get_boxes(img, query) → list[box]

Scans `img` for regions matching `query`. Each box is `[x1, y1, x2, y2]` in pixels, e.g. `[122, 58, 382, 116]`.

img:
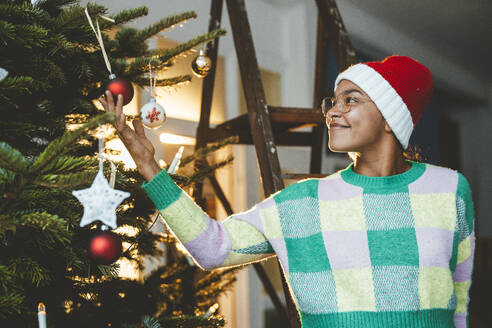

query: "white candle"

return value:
[37, 303, 46, 328]
[168, 146, 184, 174]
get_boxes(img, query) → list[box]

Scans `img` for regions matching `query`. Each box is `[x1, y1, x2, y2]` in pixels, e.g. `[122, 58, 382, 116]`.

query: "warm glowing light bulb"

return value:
[203, 303, 219, 317]
[175, 242, 187, 253]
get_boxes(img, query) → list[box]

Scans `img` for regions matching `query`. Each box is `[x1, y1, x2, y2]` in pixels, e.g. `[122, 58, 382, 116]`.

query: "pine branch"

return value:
[0, 3, 48, 23]
[133, 75, 192, 89]
[0, 170, 23, 210]
[0, 76, 36, 98]
[158, 314, 224, 328]
[50, 4, 99, 41]
[155, 29, 226, 65]
[180, 136, 239, 167]
[0, 212, 17, 238]
[11, 24, 49, 49]
[194, 268, 238, 292]
[145, 262, 188, 285]
[176, 156, 234, 188]
[8, 187, 77, 220]
[0, 265, 17, 293]
[0, 20, 15, 45]
[127, 28, 226, 76]
[47, 32, 77, 56]
[0, 169, 16, 197]
[139, 315, 161, 328]
[34, 169, 98, 188]
[97, 263, 120, 279]
[29, 56, 66, 91]
[136, 11, 197, 40]
[195, 274, 236, 302]
[38, 155, 98, 175]
[0, 292, 24, 318]
[111, 6, 148, 25]
[16, 211, 71, 244]
[112, 27, 148, 58]
[29, 112, 114, 174]
[64, 113, 91, 125]
[0, 142, 28, 174]
[7, 257, 51, 287]
[124, 56, 160, 77]
[38, 0, 80, 16]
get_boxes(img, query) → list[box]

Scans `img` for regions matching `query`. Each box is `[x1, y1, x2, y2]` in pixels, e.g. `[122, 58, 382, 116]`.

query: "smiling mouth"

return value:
[329, 125, 350, 129]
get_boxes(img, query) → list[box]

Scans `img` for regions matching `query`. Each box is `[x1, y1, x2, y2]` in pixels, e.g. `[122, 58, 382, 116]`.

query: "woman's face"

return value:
[326, 80, 389, 153]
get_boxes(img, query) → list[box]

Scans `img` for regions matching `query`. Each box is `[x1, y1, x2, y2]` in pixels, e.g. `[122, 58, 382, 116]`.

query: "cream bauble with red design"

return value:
[140, 97, 166, 129]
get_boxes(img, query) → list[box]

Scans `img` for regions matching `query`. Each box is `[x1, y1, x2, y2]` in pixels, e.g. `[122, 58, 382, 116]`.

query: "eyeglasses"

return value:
[321, 94, 374, 116]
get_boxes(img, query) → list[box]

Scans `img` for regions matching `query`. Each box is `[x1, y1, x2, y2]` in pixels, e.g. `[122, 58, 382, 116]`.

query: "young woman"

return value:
[100, 55, 475, 328]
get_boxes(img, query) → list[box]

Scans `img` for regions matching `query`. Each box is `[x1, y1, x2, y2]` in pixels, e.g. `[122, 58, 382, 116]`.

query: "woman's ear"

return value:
[384, 121, 393, 133]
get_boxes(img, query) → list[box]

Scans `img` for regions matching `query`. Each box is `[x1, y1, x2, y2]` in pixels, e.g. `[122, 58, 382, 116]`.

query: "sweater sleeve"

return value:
[453, 173, 476, 328]
[141, 169, 277, 271]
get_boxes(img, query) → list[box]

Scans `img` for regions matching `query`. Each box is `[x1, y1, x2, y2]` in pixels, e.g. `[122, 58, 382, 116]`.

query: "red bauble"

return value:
[106, 75, 134, 106]
[88, 231, 122, 264]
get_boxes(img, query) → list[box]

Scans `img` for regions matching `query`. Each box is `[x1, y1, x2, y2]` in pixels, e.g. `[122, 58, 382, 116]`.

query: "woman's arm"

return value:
[453, 173, 476, 328]
[99, 92, 276, 270]
[142, 169, 276, 270]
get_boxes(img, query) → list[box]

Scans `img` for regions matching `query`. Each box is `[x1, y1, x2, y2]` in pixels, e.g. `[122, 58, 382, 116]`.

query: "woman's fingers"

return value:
[98, 91, 154, 163]
[98, 96, 108, 112]
[115, 94, 125, 128]
[104, 91, 125, 132]
[132, 119, 154, 154]
[132, 118, 146, 138]
[105, 90, 114, 109]
[98, 95, 156, 166]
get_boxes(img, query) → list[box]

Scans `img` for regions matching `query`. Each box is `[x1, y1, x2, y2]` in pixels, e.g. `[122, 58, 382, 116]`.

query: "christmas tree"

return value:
[0, 0, 237, 327]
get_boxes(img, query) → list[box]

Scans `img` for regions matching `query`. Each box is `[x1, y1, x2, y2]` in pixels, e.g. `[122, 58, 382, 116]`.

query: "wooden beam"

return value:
[208, 175, 233, 215]
[206, 129, 315, 146]
[192, 0, 224, 209]
[212, 113, 250, 131]
[225, 0, 284, 195]
[269, 106, 325, 124]
[282, 173, 328, 180]
[211, 107, 324, 139]
[315, 0, 357, 70]
[311, 0, 358, 173]
[310, 13, 330, 174]
[225, 0, 300, 326]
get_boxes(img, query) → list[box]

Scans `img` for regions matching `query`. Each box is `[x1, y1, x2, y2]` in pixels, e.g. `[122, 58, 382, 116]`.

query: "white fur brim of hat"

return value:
[334, 64, 414, 150]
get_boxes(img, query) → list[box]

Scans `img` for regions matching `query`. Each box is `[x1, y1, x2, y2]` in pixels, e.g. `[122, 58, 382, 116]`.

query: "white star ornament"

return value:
[72, 169, 130, 229]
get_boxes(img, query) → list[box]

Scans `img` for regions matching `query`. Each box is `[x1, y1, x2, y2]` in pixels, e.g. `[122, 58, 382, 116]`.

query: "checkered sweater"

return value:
[142, 160, 475, 328]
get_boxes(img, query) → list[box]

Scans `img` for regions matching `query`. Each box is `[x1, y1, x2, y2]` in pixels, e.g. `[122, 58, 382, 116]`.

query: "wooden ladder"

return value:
[193, 0, 356, 326]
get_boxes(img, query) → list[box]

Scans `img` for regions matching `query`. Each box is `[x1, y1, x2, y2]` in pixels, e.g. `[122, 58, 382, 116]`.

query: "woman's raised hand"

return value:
[99, 90, 161, 182]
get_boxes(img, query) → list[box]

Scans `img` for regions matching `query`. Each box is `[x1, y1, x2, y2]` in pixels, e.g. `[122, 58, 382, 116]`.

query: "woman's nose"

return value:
[327, 106, 342, 118]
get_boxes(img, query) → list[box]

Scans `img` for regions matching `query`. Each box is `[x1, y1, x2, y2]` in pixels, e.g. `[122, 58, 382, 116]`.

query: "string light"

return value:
[203, 303, 219, 318]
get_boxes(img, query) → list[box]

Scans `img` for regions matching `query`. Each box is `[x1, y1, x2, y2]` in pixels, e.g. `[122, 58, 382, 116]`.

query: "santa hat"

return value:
[334, 55, 433, 150]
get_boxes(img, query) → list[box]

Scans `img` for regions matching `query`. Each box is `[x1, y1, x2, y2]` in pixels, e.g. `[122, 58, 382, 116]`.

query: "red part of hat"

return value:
[365, 55, 434, 126]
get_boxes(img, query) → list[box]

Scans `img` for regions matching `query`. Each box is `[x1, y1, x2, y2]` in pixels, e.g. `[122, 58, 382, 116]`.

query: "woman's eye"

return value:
[346, 96, 357, 103]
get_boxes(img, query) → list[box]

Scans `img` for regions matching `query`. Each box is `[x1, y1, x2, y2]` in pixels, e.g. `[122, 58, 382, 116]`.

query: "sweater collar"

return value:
[340, 160, 426, 190]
